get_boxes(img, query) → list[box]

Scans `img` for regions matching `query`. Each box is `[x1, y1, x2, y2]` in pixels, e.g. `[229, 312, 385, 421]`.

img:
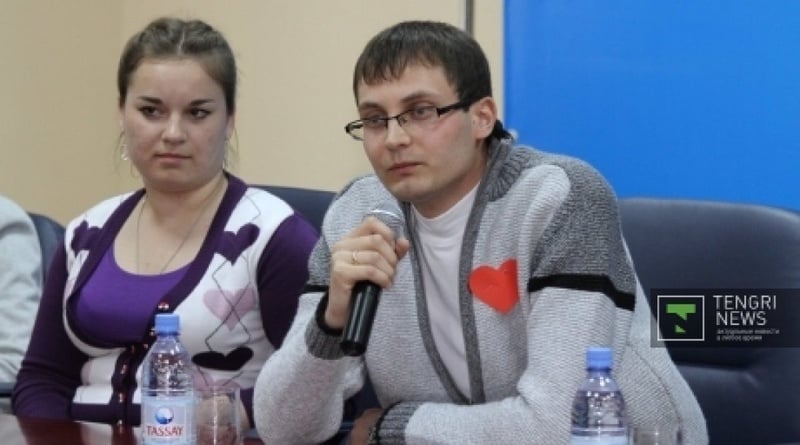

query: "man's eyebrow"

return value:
[399, 91, 436, 104]
[357, 91, 440, 113]
[356, 101, 383, 114]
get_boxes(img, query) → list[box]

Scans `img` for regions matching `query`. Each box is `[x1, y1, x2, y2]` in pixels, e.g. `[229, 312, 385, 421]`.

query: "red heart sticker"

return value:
[468, 259, 519, 313]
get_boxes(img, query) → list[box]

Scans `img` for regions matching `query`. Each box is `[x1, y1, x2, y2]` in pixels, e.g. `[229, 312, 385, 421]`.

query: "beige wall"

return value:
[0, 1, 502, 224]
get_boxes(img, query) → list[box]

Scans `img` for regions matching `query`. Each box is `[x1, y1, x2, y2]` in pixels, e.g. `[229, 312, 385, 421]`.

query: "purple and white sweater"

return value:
[12, 174, 317, 427]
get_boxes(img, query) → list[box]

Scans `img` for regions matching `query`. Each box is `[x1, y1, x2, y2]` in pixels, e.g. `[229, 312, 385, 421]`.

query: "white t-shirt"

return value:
[412, 183, 479, 397]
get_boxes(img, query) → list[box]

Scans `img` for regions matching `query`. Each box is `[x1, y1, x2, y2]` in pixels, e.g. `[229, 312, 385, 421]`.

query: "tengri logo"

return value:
[657, 295, 705, 341]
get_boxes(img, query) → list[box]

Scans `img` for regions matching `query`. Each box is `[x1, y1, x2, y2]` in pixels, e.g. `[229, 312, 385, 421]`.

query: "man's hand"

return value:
[348, 408, 384, 445]
[325, 217, 409, 329]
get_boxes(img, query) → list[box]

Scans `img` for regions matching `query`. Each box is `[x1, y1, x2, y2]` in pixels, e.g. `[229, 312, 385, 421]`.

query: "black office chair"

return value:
[28, 212, 65, 283]
[619, 197, 800, 445]
[255, 184, 335, 232]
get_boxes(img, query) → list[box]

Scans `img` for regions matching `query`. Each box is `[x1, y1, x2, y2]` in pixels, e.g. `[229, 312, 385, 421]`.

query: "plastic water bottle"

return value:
[570, 347, 628, 445]
[140, 313, 195, 444]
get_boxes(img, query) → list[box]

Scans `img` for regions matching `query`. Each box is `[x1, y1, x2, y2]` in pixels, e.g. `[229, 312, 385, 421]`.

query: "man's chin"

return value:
[384, 182, 420, 203]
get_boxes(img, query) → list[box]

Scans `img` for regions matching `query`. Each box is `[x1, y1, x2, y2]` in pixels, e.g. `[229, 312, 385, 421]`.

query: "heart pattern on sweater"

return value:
[217, 223, 260, 265]
[203, 287, 258, 330]
[468, 259, 519, 313]
[193, 347, 254, 371]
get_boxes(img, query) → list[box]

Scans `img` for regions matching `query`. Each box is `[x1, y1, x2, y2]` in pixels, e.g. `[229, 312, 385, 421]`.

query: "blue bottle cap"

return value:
[586, 346, 613, 369]
[154, 313, 180, 335]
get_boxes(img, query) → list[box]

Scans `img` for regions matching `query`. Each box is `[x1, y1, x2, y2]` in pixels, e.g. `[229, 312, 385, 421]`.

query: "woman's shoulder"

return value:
[66, 191, 137, 231]
[243, 186, 294, 214]
[220, 186, 296, 231]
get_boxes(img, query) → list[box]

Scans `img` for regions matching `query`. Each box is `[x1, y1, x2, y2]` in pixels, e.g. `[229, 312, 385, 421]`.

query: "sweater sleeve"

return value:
[249, 212, 318, 427]
[12, 244, 90, 419]
[256, 212, 318, 349]
[253, 292, 365, 445]
[0, 198, 42, 384]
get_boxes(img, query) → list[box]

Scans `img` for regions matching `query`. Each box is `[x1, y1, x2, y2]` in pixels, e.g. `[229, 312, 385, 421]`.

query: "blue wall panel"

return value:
[504, 1, 800, 209]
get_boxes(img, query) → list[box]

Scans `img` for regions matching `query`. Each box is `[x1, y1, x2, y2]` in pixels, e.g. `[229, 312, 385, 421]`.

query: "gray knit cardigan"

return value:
[254, 139, 707, 445]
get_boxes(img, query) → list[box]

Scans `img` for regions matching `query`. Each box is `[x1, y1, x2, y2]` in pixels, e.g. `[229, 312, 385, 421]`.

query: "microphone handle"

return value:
[340, 281, 382, 356]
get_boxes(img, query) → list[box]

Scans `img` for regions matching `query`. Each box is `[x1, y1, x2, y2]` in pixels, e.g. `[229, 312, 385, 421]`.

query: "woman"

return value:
[12, 17, 318, 428]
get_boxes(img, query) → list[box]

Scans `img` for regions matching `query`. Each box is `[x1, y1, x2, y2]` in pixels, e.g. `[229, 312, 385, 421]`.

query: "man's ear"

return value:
[471, 97, 498, 139]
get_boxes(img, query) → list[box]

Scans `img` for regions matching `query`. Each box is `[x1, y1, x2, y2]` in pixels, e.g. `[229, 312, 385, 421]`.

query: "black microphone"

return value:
[340, 201, 404, 356]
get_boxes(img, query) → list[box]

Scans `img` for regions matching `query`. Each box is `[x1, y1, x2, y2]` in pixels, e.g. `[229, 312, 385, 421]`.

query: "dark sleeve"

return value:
[248, 213, 318, 424]
[256, 213, 318, 348]
[12, 244, 89, 419]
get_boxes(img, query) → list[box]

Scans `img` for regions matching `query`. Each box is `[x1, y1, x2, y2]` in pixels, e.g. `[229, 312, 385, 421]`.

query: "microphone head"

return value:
[365, 200, 404, 239]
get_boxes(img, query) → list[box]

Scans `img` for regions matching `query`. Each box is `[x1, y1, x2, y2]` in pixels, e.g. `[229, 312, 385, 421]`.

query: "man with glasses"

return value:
[254, 21, 707, 444]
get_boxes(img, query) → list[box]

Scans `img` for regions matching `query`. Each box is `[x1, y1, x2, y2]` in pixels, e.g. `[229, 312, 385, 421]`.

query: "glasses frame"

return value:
[344, 97, 478, 141]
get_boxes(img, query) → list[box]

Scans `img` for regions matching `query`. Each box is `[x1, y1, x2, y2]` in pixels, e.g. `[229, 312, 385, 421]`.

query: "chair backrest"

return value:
[27, 212, 65, 283]
[254, 185, 335, 232]
[618, 197, 800, 445]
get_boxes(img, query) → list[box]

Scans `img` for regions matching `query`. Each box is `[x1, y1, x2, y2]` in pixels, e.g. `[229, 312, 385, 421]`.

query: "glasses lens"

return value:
[406, 106, 437, 123]
[346, 123, 365, 141]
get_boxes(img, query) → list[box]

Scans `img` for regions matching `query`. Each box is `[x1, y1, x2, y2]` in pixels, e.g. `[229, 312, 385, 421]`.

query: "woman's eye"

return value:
[139, 106, 159, 117]
[190, 108, 210, 119]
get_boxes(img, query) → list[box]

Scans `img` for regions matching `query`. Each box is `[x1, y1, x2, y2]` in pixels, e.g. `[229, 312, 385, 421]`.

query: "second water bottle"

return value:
[569, 346, 628, 445]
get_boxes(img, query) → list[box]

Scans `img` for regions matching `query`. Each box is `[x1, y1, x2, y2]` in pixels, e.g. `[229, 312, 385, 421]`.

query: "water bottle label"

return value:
[141, 394, 194, 444]
[570, 435, 628, 445]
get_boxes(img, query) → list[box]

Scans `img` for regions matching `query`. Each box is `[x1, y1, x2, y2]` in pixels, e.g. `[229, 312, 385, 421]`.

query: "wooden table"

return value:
[0, 413, 263, 445]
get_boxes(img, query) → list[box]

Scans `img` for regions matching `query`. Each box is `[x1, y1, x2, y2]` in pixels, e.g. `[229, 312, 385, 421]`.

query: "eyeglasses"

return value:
[344, 98, 478, 141]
